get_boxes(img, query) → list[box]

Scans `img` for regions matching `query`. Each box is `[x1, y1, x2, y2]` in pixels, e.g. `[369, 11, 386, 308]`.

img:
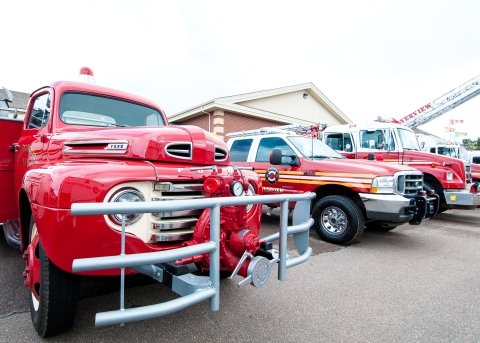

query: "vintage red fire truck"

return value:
[0, 79, 314, 337]
[321, 122, 480, 211]
[227, 127, 438, 245]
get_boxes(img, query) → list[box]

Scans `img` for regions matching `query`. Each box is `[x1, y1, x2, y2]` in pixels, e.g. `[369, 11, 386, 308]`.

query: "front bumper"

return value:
[70, 193, 315, 327]
[445, 185, 480, 209]
[361, 192, 439, 224]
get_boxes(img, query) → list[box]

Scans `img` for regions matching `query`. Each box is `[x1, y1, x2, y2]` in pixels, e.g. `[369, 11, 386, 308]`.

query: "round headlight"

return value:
[109, 188, 145, 225]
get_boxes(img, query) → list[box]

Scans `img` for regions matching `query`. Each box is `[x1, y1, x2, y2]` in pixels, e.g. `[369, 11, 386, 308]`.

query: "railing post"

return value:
[278, 200, 289, 281]
[209, 205, 220, 311]
[120, 215, 126, 325]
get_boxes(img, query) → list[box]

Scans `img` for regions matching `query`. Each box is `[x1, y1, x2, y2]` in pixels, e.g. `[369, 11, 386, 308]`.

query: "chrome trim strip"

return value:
[152, 209, 203, 218]
[151, 230, 194, 242]
[63, 139, 129, 155]
[152, 218, 198, 230]
[64, 139, 129, 146]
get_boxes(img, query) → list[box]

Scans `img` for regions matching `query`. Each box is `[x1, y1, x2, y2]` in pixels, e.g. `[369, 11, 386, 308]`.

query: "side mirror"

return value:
[270, 149, 283, 165]
[344, 143, 352, 152]
[269, 149, 300, 166]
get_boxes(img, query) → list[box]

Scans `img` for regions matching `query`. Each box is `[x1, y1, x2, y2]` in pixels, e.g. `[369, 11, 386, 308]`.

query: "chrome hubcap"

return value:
[320, 206, 348, 235]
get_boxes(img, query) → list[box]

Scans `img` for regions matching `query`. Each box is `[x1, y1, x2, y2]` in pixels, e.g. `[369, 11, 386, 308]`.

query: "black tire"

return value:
[365, 220, 399, 232]
[424, 181, 448, 213]
[28, 219, 80, 337]
[312, 195, 365, 245]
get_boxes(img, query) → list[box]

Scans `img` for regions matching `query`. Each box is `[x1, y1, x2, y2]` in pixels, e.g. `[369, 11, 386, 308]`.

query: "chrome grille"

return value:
[214, 146, 228, 162]
[150, 182, 204, 241]
[165, 142, 192, 160]
[396, 172, 423, 198]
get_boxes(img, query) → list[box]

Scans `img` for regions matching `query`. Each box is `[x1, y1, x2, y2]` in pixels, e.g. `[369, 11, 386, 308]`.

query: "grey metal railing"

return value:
[71, 192, 315, 327]
[0, 107, 26, 119]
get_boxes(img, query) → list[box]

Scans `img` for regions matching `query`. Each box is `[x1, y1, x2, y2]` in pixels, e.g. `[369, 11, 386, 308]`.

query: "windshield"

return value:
[59, 92, 166, 127]
[437, 146, 458, 158]
[288, 136, 344, 159]
[397, 128, 420, 150]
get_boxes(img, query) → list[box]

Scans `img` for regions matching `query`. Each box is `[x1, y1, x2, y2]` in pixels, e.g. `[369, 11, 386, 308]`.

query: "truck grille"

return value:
[150, 182, 204, 241]
[396, 172, 423, 198]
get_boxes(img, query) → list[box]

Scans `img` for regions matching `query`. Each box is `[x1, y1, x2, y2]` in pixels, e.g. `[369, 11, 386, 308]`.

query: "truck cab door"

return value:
[253, 137, 303, 195]
[14, 91, 52, 192]
[0, 118, 23, 222]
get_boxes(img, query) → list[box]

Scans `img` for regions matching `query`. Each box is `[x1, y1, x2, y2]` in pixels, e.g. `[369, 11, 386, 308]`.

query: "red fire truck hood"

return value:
[60, 125, 229, 165]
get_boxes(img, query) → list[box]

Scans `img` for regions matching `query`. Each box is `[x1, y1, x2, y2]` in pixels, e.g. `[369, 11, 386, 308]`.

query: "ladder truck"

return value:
[392, 74, 480, 183]
[394, 74, 480, 129]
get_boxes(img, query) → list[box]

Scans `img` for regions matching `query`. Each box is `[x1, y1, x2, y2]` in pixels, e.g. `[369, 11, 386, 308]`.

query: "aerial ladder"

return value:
[395, 74, 480, 128]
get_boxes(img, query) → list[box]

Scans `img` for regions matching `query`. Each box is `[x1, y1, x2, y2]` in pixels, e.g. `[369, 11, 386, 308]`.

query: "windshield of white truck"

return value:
[288, 136, 344, 159]
[397, 128, 420, 150]
[59, 92, 166, 127]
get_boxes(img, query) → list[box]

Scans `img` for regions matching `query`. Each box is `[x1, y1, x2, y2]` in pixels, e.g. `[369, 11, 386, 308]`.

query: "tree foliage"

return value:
[462, 137, 480, 150]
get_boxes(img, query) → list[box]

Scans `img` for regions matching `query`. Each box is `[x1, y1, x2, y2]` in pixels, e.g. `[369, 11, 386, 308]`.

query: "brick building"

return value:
[168, 82, 351, 140]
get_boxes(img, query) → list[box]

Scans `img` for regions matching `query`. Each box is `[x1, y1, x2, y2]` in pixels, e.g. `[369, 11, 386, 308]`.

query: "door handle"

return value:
[9, 143, 19, 153]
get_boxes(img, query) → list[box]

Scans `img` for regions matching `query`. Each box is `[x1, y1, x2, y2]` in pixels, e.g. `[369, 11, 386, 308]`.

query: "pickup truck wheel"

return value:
[312, 195, 364, 245]
[365, 221, 399, 232]
[27, 218, 80, 338]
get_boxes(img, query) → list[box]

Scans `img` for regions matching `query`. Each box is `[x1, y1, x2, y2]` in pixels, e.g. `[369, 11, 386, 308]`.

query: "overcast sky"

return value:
[2, 0, 479, 140]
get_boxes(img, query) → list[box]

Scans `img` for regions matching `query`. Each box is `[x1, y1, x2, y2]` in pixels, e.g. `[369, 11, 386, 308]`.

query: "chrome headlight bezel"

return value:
[108, 188, 145, 225]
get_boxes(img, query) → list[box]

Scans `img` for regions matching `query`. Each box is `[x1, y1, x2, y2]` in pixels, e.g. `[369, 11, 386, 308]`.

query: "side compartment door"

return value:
[0, 118, 23, 222]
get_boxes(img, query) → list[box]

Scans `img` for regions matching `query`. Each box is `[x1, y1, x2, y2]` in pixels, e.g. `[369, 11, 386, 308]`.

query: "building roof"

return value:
[168, 82, 351, 125]
[0, 88, 30, 110]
